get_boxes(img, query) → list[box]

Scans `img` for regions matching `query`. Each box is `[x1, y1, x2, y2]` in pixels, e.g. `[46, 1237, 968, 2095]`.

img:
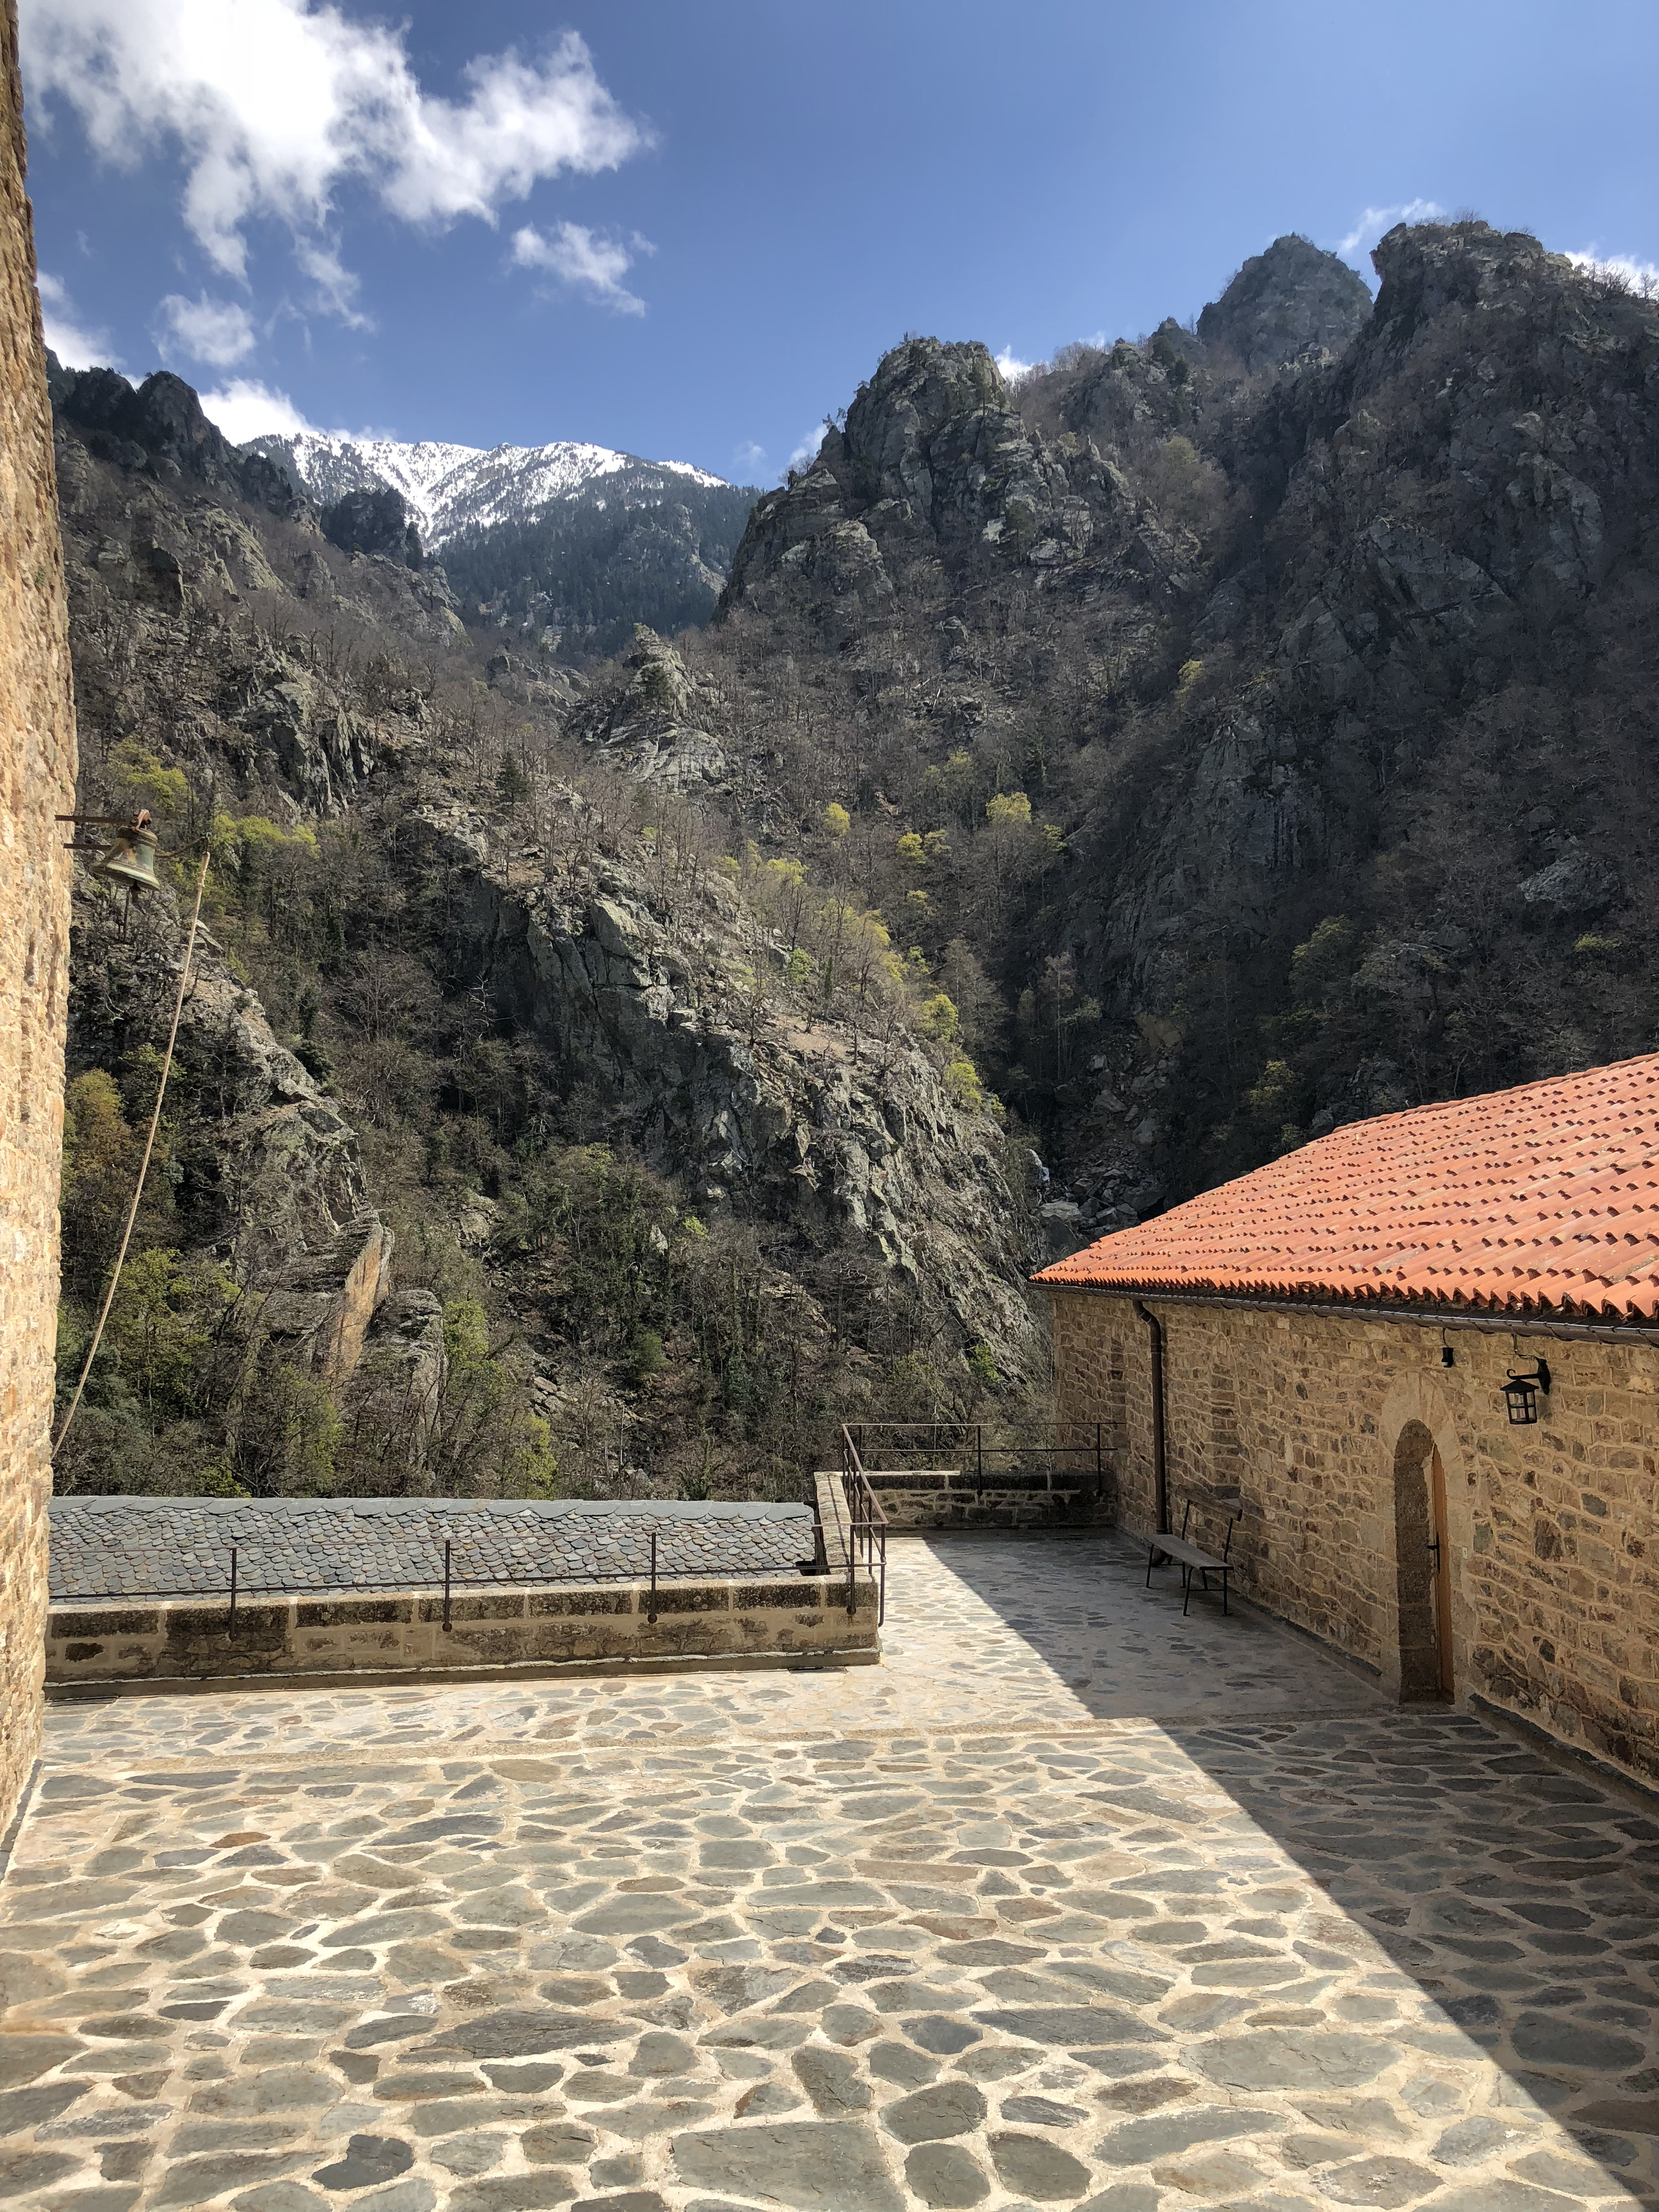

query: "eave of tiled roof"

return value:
[1033, 1051, 1659, 1323]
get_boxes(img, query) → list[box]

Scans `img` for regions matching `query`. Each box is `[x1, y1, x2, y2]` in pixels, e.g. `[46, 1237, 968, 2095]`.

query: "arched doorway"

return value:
[1394, 1420, 1453, 1700]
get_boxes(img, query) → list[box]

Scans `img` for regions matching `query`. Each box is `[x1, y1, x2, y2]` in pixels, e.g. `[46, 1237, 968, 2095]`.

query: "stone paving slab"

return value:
[47, 1498, 817, 1599]
[3, 1533, 1651, 2212]
[41, 1531, 1381, 1760]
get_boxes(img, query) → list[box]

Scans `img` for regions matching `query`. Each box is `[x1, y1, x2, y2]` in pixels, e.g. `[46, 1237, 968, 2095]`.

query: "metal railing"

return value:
[58, 1531, 742, 1637]
[838, 1426, 889, 1625]
[844, 1421, 1107, 1495]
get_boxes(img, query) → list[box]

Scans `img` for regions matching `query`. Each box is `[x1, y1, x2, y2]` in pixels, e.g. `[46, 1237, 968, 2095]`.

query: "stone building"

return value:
[1037, 1053, 1659, 1789]
[0, 0, 77, 1833]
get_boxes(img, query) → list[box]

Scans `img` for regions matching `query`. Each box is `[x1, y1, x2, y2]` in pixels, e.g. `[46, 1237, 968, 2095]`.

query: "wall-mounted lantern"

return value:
[1503, 1358, 1551, 1425]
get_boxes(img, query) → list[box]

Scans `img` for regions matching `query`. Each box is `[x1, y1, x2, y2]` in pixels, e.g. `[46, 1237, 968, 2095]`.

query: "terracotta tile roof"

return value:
[1035, 1052, 1659, 1319]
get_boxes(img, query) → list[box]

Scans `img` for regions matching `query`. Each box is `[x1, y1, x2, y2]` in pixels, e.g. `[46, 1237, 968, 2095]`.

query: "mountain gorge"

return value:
[45, 218, 1659, 1503]
[46, 348, 1036, 1503]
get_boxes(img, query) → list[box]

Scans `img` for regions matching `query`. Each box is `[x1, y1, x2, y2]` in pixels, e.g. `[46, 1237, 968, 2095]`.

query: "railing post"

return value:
[648, 1530, 659, 1625]
[975, 1425, 983, 1482]
[227, 1546, 237, 1641]
[442, 1540, 452, 1634]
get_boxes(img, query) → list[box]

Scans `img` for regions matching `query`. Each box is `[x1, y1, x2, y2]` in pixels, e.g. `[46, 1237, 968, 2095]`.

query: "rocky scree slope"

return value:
[47, 363, 1040, 1499]
[692, 223, 1659, 1246]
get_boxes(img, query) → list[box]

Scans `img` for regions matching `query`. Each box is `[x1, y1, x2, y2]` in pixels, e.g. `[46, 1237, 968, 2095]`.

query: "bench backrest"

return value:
[1179, 1490, 1241, 1561]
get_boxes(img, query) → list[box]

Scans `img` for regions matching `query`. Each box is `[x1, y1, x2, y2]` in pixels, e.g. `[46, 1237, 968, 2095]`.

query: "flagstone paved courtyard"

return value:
[2, 1532, 1653, 2212]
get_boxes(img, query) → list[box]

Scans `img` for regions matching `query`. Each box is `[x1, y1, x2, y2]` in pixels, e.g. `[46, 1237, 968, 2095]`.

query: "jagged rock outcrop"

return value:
[723, 340, 1121, 633]
[47, 357, 301, 514]
[261, 1213, 395, 1383]
[411, 803, 1041, 1379]
[69, 874, 378, 1281]
[322, 485, 424, 569]
[49, 364, 467, 666]
[1196, 233, 1374, 371]
[581, 627, 731, 790]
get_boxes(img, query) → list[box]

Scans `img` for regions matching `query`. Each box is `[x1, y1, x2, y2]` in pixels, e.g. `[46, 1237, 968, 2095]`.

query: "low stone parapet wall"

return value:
[861, 1468, 1111, 1530]
[46, 1571, 878, 1691]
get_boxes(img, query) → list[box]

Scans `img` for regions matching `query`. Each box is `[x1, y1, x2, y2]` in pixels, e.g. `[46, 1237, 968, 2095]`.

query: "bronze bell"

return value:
[97, 821, 163, 892]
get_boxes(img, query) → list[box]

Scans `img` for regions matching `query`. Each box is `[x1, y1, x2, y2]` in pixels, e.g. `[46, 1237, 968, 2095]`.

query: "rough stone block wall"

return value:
[1051, 1297, 1135, 1514]
[1048, 1288, 1659, 1788]
[0, 0, 75, 1835]
[44, 1573, 878, 1685]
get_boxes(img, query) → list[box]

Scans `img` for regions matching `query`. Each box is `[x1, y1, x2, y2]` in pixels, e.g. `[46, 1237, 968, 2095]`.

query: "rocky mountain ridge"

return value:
[250, 429, 733, 547]
[247, 427, 763, 662]
[695, 221, 1659, 1243]
[47, 358, 1040, 1501]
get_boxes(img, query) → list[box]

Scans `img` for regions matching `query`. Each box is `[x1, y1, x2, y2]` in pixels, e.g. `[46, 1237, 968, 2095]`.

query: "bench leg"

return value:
[1181, 1565, 1192, 1618]
[1221, 1568, 1229, 1618]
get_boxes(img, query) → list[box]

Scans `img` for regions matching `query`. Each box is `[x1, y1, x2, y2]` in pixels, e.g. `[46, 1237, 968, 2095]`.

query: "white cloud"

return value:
[994, 345, 1035, 384]
[732, 440, 767, 478]
[511, 220, 647, 314]
[19, 1, 648, 308]
[1334, 198, 1446, 264]
[293, 237, 371, 327]
[38, 271, 117, 367]
[155, 290, 257, 367]
[199, 377, 318, 442]
[1568, 247, 1659, 297]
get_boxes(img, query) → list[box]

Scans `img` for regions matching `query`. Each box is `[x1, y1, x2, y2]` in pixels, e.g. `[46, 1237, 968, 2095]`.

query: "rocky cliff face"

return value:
[414, 798, 1034, 1365]
[1195, 232, 1374, 371]
[695, 222, 1659, 1243]
[49, 358, 304, 518]
[725, 338, 1123, 633]
[48, 366, 1043, 1501]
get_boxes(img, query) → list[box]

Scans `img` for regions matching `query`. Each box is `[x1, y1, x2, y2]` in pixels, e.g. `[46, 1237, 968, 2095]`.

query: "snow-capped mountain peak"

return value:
[245, 428, 729, 547]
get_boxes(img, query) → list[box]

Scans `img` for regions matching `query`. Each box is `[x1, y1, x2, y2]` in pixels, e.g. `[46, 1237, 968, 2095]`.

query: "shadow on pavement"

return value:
[925, 1528, 1659, 2205]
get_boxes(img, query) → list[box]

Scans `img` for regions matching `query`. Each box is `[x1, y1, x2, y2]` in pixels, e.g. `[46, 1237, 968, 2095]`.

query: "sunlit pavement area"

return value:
[2, 1532, 1653, 2212]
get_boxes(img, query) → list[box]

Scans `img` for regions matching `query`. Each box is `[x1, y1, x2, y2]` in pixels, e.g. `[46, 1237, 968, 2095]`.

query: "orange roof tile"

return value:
[1034, 1052, 1659, 1319]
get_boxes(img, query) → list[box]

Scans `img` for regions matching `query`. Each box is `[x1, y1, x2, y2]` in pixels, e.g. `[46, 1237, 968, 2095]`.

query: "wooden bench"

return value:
[1145, 1494, 1239, 1616]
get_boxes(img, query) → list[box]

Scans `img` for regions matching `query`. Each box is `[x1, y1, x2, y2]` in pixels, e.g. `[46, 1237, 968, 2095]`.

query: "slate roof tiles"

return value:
[1034, 1051, 1659, 1319]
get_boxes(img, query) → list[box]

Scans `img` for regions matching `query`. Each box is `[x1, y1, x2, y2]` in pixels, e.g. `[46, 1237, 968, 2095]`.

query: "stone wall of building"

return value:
[1048, 1288, 1659, 1787]
[0, 0, 77, 1834]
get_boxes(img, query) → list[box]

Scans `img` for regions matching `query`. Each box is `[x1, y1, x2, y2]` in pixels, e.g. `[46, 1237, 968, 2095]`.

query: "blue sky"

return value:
[22, 0, 1659, 484]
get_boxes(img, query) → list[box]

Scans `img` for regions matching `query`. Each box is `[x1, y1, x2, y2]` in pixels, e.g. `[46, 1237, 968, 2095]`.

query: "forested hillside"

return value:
[695, 223, 1659, 1243]
[46, 354, 1037, 1503]
[46, 217, 1659, 1500]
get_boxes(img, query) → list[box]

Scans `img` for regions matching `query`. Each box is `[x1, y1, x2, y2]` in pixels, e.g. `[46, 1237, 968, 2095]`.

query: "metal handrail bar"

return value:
[838, 1425, 888, 1626]
[847, 1421, 1107, 1491]
[848, 1420, 1105, 1438]
[51, 1537, 822, 1615]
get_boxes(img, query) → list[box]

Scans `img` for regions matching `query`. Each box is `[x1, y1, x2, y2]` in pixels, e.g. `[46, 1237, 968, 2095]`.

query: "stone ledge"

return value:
[45, 1644, 881, 1700]
[45, 1572, 878, 1686]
